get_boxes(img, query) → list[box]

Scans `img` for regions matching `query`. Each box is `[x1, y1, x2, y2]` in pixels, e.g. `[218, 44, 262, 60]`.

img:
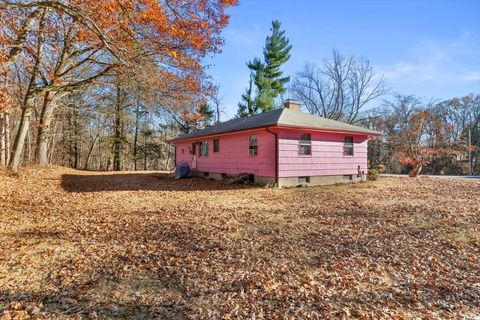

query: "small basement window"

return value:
[213, 139, 220, 153]
[343, 175, 353, 181]
[344, 137, 354, 156]
[298, 176, 310, 184]
[200, 141, 208, 157]
[249, 135, 258, 156]
[299, 133, 311, 155]
[203, 172, 209, 177]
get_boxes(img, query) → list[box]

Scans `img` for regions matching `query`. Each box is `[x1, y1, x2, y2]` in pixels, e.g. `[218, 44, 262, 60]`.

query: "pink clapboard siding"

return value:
[277, 129, 368, 177]
[175, 128, 276, 177]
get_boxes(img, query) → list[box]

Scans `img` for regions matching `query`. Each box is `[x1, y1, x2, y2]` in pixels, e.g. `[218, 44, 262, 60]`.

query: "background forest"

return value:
[0, 1, 478, 175]
[0, 0, 236, 172]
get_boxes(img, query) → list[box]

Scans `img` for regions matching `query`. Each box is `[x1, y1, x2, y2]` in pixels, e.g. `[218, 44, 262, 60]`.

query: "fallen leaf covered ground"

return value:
[0, 166, 479, 319]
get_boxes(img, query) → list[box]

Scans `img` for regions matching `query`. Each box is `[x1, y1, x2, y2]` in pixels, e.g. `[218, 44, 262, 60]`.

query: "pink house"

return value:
[169, 100, 382, 186]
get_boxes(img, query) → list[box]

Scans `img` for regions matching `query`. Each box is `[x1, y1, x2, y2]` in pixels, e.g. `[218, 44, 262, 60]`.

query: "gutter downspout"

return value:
[265, 126, 278, 186]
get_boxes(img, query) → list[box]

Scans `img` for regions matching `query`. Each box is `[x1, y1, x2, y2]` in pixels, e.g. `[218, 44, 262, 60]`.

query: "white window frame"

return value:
[299, 133, 312, 156]
[249, 135, 258, 156]
[200, 141, 209, 157]
[344, 137, 354, 156]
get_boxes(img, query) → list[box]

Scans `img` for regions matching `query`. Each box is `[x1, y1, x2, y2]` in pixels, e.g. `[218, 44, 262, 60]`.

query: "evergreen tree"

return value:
[245, 20, 292, 113]
[237, 73, 257, 117]
[197, 103, 214, 128]
[263, 20, 292, 96]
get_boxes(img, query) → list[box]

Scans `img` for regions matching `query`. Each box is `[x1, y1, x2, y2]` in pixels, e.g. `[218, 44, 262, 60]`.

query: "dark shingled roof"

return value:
[170, 108, 381, 142]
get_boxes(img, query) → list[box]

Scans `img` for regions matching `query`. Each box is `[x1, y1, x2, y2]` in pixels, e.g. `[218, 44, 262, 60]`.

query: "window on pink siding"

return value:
[200, 141, 208, 157]
[249, 135, 258, 156]
[344, 137, 354, 156]
[213, 139, 220, 153]
[299, 133, 311, 155]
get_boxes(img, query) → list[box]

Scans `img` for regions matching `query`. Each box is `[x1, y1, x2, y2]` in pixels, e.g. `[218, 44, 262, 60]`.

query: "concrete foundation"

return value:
[193, 171, 363, 187]
[194, 172, 224, 181]
[254, 175, 276, 186]
[278, 174, 362, 187]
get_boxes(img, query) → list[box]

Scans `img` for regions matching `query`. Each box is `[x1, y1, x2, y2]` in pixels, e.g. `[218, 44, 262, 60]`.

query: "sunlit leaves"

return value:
[0, 167, 478, 318]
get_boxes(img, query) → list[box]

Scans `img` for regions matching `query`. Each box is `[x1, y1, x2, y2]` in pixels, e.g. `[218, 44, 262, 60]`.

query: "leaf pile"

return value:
[0, 166, 479, 319]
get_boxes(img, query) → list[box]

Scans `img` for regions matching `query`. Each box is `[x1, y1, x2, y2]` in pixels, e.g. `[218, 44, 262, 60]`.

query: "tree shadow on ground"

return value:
[0, 289, 190, 319]
[60, 172, 250, 193]
[0, 220, 221, 319]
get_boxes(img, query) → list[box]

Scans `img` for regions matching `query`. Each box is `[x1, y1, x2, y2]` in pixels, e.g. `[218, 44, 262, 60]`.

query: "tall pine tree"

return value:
[238, 20, 291, 115]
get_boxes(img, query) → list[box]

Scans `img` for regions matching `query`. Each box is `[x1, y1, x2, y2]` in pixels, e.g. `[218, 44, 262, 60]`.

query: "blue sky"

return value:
[206, 0, 480, 119]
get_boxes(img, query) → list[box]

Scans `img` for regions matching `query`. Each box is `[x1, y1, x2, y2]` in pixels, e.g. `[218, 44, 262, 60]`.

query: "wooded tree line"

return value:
[1, 6, 478, 176]
[0, 0, 236, 172]
[361, 94, 480, 176]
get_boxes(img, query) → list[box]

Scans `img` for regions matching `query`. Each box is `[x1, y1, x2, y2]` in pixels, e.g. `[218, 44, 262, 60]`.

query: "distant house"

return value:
[169, 100, 382, 186]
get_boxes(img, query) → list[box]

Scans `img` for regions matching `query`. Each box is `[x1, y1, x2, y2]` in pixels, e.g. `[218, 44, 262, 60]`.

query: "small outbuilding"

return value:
[169, 100, 382, 187]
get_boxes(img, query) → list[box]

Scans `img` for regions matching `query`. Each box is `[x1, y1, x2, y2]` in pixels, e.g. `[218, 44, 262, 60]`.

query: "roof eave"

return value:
[169, 123, 382, 144]
[168, 125, 277, 144]
[276, 124, 383, 136]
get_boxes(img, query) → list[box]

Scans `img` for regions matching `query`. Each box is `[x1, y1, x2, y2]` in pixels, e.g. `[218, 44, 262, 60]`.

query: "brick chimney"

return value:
[283, 99, 301, 112]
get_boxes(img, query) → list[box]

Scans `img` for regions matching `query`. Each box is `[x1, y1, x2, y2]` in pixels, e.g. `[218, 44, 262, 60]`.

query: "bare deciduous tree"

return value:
[291, 49, 387, 123]
[9, 10, 46, 171]
[209, 84, 224, 124]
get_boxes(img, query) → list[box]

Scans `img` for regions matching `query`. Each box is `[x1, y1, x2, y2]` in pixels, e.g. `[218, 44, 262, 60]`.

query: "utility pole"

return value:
[468, 128, 472, 176]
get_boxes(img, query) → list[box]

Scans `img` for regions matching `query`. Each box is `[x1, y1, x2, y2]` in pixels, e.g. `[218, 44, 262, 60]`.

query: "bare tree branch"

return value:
[291, 49, 387, 123]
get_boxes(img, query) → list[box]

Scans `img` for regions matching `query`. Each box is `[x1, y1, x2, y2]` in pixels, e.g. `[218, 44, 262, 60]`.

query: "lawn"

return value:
[0, 167, 479, 319]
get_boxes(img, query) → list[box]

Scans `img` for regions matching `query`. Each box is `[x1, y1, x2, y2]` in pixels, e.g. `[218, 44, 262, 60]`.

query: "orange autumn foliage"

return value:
[64, 0, 238, 68]
[1, 0, 238, 101]
[0, 88, 12, 113]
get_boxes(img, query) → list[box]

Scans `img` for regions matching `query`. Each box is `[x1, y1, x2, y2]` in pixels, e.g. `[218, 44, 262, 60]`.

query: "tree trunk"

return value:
[4, 112, 10, 165]
[47, 117, 59, 164]
[35, 92, 54, 165]
[26, 124, 32, 163]
[72, 108, 79, 169]
[133, 103, 140, 171]
[143, 147, 147, 170]
[113, 121, 121, 171]
[143, 131, 147, 171]
[0, 112, 5, 166]
[73, 139, 79, 169]
[9, 96, 34, 172]
[113, 86, 122, 171]
[165, 143, 171, 171]
[97, 139, 103, 170]
[84, 134, 99, 170]
[8, 11, 45, 172]
[68, 107, 80, 169]
[216, 103, 220, 124]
